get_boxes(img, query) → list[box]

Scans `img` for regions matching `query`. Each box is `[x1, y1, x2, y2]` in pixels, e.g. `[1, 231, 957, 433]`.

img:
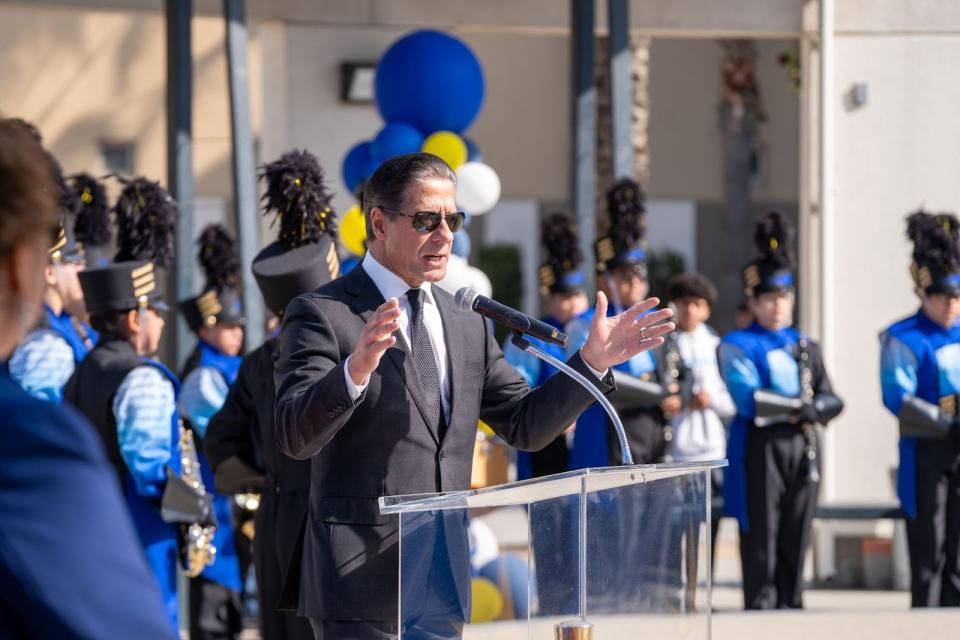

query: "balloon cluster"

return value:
[339, 30, 503, 257]
[468, 520, 532, 623]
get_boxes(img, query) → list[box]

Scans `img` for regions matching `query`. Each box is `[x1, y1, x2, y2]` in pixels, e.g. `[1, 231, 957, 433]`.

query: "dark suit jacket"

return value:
[274, 265, 614, 621]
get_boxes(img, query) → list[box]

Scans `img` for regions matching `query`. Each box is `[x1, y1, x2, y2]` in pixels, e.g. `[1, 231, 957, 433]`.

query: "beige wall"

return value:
[647, 37, 799, 202]
[0, 3, 262, 211]
[825, 32, 960, 503]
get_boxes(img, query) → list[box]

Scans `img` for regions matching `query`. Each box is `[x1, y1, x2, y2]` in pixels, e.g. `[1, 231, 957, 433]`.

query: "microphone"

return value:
[455, 287, 568, 347]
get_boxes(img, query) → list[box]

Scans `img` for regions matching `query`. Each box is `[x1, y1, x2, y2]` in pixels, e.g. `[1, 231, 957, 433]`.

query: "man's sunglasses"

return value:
[379, 207, 466, 234]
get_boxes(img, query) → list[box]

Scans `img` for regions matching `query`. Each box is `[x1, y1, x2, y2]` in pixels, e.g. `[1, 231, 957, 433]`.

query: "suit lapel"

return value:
[344, 266, 440, 446]
[435, 290, 464, 448]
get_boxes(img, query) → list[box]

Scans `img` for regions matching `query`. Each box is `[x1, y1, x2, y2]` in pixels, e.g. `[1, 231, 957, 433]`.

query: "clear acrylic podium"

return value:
[379, 461, 725, 640]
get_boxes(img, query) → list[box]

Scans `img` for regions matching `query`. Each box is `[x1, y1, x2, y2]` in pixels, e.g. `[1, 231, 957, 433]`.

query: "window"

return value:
[100, 142, 134, 175]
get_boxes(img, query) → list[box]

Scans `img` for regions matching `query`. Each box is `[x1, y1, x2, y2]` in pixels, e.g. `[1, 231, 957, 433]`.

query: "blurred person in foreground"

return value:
[0, 117, 175, 638]
[880, 210, 960, 607]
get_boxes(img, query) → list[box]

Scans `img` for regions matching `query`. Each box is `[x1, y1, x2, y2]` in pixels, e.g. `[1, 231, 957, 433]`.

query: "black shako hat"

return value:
[253, 149, 340, 316]
[79, 175, 175, 314]
[906, 210, 960, 297]
[538, 213, 586, 296]
[179, 225, 246, 331]
[742, 211, 796, 298]
[594, 178, 647, 275]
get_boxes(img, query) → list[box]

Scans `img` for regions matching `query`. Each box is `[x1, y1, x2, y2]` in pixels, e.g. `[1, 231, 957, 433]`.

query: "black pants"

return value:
[906, 439, 960, 607]
[255, 490, 315, 640]
[189, 575, 243, 639]
[739, 425, 818, 610]
[529, 435, 569, 478]
[608, 408, 666, 465]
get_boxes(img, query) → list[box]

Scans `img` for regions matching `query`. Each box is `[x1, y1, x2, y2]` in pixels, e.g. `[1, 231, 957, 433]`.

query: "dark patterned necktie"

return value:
[406, 288, 446, 439]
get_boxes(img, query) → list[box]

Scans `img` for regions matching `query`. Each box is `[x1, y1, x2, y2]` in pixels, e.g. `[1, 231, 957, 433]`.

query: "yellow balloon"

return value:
[477, 420, 495, 437]
[470, 577, 504, 624]
[421, 131, 468, 170]
[339, 204, 367, 257]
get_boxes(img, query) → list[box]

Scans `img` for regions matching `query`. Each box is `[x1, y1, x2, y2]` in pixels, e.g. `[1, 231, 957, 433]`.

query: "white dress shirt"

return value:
[344, 251, 451, 422]
[666, 323, 736, 462]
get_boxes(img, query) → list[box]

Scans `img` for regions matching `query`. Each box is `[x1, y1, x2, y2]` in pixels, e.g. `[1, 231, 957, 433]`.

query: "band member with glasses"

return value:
[718, 212, 843, 610]
[273, 152, 674, 640]
[9, 131, 98, 403]
[880, 210, 960, 607]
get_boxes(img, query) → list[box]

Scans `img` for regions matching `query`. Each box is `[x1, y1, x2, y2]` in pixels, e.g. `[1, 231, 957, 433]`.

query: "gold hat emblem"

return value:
[131, 262, 156, 300]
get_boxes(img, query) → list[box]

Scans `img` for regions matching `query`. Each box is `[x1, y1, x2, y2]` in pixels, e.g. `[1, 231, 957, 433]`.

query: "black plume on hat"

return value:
[742, 211, 796, 297]
[753, 210, 794, 271]
[254, 149, 340, 316]
[543, 214, 581, 267]
[607, 178, 646, 252]
[70, 173, 112, 247]
[907, 210, 960, 274]
[197, 224, 241, 292]
[113, 175, 177, 269]
[259, 150, 337, 248]
[906, 210, 960, 296]
[539, 214, 584, 295]
[595, 178, 647, 274]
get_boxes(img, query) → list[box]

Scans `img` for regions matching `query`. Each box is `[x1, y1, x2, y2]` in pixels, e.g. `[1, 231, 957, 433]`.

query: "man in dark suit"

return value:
[274, 152, 674, 640]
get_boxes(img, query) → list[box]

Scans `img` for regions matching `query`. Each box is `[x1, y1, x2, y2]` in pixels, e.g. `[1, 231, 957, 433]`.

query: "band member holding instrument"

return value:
[718, 211, 843, 610]
[504, 213, 588, 479]
[179, 225, 246, 638]
[880, 210, 960, 607]
[64, 175, 206, 631]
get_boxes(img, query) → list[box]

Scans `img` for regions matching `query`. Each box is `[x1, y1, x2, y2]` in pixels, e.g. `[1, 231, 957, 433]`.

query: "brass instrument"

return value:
[178, 420, 217, 577]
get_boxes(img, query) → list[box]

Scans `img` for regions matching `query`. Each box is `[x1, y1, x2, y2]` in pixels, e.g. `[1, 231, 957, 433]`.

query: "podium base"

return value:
[555, 620, 594, 640]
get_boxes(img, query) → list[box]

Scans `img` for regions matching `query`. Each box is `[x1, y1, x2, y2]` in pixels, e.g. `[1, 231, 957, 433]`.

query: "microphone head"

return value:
[454, 287, 478, 311]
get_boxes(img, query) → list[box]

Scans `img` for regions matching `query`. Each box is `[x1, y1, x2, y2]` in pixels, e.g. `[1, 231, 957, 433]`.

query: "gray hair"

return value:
[361, 152, 456, 239]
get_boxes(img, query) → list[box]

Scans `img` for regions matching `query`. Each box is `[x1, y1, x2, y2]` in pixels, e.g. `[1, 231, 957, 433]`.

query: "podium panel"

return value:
[380, 461, 724, 640]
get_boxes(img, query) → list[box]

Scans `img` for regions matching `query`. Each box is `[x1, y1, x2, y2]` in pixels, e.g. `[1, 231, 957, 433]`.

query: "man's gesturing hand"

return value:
[580, 291, 675, 373]
[347, 298, 401, 386]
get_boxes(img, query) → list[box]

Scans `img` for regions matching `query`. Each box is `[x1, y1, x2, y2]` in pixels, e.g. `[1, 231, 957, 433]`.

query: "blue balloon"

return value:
[372, 122, 424, 161]
[479, 555, 531, 619]
[342, 141, 379, 195]
[375, 30, 485, 135]
[461, 212, 473, 229]
[464, 137, 483, 163]
[452, 230, 472, 258]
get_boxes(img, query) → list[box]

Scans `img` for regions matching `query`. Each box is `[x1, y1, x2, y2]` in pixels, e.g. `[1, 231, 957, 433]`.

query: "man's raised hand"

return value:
[580, 291, 675, 373]
[347, 298, 400, 386]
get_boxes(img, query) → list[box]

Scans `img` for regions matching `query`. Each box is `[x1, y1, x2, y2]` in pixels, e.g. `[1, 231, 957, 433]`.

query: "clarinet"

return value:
[661, 332, 693, 461]
[796, 337, 821, 484]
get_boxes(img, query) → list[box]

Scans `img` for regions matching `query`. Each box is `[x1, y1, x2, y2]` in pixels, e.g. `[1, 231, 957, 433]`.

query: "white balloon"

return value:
[469, 518, 500, 572]
[456, 162, 501, 215]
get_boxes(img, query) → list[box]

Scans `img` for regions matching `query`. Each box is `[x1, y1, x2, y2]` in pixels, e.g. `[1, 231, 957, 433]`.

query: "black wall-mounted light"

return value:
[340, 62, 376, 103]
